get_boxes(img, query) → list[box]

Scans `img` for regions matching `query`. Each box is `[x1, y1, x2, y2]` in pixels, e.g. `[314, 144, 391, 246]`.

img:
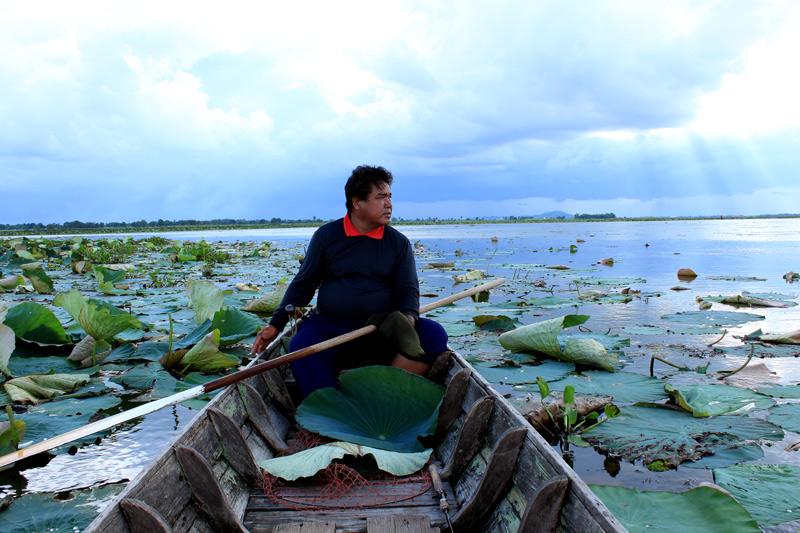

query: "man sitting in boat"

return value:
[251, 165, 449, 398]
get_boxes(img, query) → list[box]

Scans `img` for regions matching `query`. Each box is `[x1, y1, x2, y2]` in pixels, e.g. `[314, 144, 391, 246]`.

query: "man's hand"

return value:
[252, 325, 279, 355]
[405, 313, 417, 328]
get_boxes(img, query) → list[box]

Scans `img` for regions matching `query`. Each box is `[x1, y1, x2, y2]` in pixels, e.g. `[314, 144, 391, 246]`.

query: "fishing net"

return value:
[261, 430, 432, 511]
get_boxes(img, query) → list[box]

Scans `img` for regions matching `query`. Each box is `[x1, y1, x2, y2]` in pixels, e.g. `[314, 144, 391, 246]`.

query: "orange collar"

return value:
[343, 213, 385, 239]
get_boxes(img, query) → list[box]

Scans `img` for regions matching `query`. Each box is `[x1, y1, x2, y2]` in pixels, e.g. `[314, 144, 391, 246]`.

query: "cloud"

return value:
[1, 1, 799, 225]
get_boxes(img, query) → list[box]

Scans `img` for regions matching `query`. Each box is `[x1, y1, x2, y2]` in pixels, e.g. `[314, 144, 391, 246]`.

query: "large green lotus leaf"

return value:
[258, 442, 432, 480]
[130, 341, 171, 362]
[528, 296, 577, 308]
[767, 403, 800, 433]
[4, 374, 91, 404]
[3, 302, 71, 345]
[562, 338, 618, 372]
[474, 360, 575, 384]
[581, 405, 783, 466]
[0, 482, 124, 533]
[749, 329, 800, 345]
[25, 267, 54, 294]
[110, 362, 165, 390]
[590, 485, 760, 533]
[210, 307, 263, 346]
[6, 355, 81, 376]
[665, 384, 775, 417]
[186, 279, 225, 325]
[29, 394, 121, 417]
[561, 332, 631, 350]
[0, 300, 7, 322]
[499, 315, 589, 355]
[54, 290, 142, 341]
[296, 366, 445, 453]
[544, 371, 668, 403]
[178, 329, 239, 373]
[93, 265, 127, 284]
[714, 464, 800, 527]
[0, 323, 15, 377]
[242, 281, 288, 314]
[661, 311, 765, 327]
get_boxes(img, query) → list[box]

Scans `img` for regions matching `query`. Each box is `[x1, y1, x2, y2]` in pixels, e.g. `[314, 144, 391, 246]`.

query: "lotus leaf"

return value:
[111, 362, 169, 390]
[258, 441, 432, 480]
[714, 464, 800, 527]
[24, 267, 54, 294]
[0, 274, 24, 291]
[242, 281, 288, 314]
[54, 290, 142, 342]
[186, 279, 225, 324]
[684, 444, 764, 469]
[30, 394, 121, 417]
[543, 371, 668, 403]
[452, 270, 484, 283]
[665, 384, 775, 417]
[748, 329, 800, 345]
[210, 307, 263, 345]
[756, 385, 800, 398]
[68, 335, 112, 368]
[474, 360, 575, 384]
[661, 311, 765, 327]
[767, 403, 800, 433]
[499, 315, 618, 371]
[0, 418, 26, 455]
[93, 266, 127, 284]
[581, 405, 783, 466]
[0, 483, 123, 533]
[4, 374, 91, 404]
[296, 366, 445, 453]
[175, 330, 239, 373]
[0, 323, 15, 377]
[4, 302, 72, 345]
[528, 296, 577, 308]
[590, 485, 760, 533]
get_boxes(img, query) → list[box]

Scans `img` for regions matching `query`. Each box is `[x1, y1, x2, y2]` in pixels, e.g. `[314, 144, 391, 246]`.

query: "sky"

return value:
[2, 0, 799, 224]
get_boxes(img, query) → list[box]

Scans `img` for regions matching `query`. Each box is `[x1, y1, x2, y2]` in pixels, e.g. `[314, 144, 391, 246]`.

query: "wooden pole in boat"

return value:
[0, 277, 505, 469]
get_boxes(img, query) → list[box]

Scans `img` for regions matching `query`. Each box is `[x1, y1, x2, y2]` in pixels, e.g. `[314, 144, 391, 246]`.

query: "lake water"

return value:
[4, 218, 799, 527]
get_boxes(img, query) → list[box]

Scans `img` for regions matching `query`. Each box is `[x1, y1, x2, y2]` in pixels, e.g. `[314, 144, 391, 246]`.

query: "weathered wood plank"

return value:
[440, 395, 493, 481]
[174, 445, 248, 533]
[209, 407, 262, 487]
[366, 515, 436, 533]
[519, 475, 569, 533]
[119, 498, 172, 533]
[435, 368, 471, 437]
[244, 506, 448, 533]
[238, 382, 289, 453]
[274, 522, 336, 533]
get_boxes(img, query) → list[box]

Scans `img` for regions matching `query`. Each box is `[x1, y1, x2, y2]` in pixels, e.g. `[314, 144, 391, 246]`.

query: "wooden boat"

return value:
[86, 336, 626, 533]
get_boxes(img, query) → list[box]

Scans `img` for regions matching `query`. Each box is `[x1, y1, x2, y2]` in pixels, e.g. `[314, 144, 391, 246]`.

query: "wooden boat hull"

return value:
[86, 341, 626, 532]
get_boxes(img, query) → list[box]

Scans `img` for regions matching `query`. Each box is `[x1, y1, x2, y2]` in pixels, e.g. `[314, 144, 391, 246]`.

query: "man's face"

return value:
[354, 182, 392, 227]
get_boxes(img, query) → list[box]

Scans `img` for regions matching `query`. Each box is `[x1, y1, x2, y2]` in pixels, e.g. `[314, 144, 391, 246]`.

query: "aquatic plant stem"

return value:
[717, 344, 755, 380]
[707, 329, 727, 347]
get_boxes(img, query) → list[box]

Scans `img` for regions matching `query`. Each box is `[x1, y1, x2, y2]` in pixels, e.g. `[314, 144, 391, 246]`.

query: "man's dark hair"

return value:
[344, 165, 393, 212]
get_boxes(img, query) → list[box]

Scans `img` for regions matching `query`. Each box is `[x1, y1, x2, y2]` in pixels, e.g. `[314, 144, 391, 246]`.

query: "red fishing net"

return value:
[261, 430, 432, 511]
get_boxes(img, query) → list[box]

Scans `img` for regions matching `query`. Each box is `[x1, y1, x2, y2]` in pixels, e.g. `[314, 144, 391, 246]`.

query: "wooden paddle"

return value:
[0, 277, 505, 468]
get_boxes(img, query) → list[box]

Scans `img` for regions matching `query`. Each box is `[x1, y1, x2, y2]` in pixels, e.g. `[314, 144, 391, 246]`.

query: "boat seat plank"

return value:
[244, 507, 448, 533]
[440, 395, 493, 481]
[366, 515, 438, 532]
[119, 498, 172, 533]
[274, 522, 336, 532]
[238, 382, 289, 453]
[209, 407, 262, 487]
[519, 475, 569, 533]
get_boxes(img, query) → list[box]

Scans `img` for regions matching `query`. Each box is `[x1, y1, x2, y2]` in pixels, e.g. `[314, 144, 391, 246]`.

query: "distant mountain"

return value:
[532, 211, 573, 219]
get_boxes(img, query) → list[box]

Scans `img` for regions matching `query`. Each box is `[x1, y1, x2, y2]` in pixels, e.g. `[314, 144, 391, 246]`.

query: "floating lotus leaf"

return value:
[258, 441, 432, 480]
[684, 444, 764, 470]
[24, 267, 54, 294]
[544, 371, 668, 403]
[452, 270, 484, 283]
[661, 311, 765, 327]
[714, 464, 800, 527]
[178, 329, 239, 373]
[499, 315, 618, 371]
[665, 384, 775, 417]
[92, 266, 127, 284]
[746, 328, 800, 345]
[0, 274, 24, 291]
[4, 374, 91, 404]
[590, 485, 760, 533]
[581, 405, 783, 466]
[0, 323, 15, 377]
[767, 403, 800, 433]
[296, 366, 445, 453]
[756, 385, 800, 398]
[242, 281, 289, 314]
[210, 307, 263, 345]
[4, 302, 72, 345]
[474, 359, 575, 384]
[186, 279, 225, 324]
[68, 335, 112, 368]
[54, 290, 142, 342]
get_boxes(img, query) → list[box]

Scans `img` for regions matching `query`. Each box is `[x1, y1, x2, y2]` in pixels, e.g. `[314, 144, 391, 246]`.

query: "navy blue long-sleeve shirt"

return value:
[269, 218, 420, 331]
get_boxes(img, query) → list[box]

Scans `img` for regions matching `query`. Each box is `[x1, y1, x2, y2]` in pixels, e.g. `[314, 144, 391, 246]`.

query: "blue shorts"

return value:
[289, 314, 449, 398]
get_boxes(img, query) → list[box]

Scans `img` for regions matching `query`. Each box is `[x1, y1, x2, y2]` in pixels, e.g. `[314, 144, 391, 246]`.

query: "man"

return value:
[251, 165, 448, 398]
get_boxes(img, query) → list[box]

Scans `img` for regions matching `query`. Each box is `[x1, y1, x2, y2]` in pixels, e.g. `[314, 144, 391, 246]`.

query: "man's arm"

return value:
[394, 234, 421, 323]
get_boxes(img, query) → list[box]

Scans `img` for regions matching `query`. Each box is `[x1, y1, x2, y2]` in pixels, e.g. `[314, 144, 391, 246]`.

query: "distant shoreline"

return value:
[1, 214, 798, 238]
